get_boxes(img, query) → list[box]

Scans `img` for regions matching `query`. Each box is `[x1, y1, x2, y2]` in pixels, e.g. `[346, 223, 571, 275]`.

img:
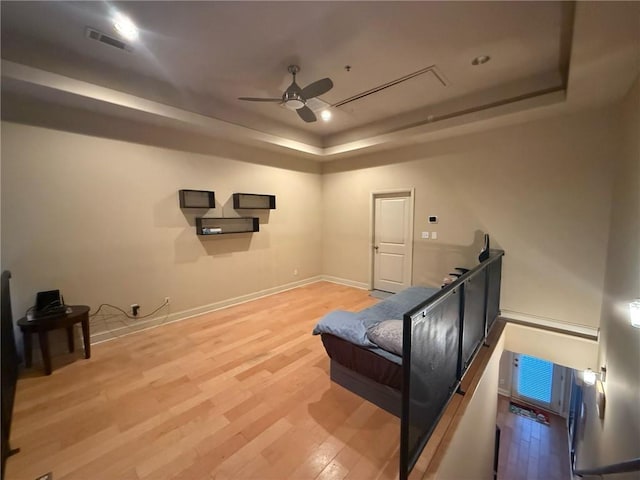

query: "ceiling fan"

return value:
[238, 65, 333, 123]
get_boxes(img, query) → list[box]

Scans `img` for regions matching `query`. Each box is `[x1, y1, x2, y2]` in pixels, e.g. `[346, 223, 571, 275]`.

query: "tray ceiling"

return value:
[1, 2, 638, 159]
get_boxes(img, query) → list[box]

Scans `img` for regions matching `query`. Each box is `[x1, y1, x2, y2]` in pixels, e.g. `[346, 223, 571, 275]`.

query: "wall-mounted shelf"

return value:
[233, 193, 276, 210]
[195, 217, 259, 235]
[179, 190, 215, 209]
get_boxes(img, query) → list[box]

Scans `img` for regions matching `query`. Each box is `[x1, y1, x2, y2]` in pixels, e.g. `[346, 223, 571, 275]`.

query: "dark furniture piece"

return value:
[400, 250, 503, 480]
[179, 189, 215, 208]
[233, 193, 276, 210]
[494, 425, 501, 480]
[195, 217, 259, 235]
[322, 334, 402, 416]
[17, 305, 91, 375]
[1, 271, 20, 478]
[315, 250, 504, 480]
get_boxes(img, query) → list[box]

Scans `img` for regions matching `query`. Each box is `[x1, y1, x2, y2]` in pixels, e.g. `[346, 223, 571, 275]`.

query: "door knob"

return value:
[374, 245, 379, 251]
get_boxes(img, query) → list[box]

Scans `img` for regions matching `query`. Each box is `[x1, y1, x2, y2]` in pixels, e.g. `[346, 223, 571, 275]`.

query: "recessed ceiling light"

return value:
[472, 55, 491, 66]
[113, 12, 138, 41]
[320, 110, 332, 122]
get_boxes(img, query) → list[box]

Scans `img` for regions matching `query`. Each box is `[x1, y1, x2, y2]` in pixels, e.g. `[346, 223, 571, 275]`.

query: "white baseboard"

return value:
[500, 309, 599, 339]
[498, 387, 511, 398]
[320, 275, 369, 290]
[91, 275, 324, 344]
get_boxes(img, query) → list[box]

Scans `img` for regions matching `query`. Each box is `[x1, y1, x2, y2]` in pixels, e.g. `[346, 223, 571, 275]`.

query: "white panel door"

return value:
[373, 195, 412, 293]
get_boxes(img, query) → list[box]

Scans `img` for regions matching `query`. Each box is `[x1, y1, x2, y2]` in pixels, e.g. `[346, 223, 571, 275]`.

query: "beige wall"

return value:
[322, 108, 616, 329]
[1, 122, 323, 338]
[0, 94, 626, 345]
[574, 76, 640, 474]
[1, 70, 637, 480]
[503, 323, 599, 371]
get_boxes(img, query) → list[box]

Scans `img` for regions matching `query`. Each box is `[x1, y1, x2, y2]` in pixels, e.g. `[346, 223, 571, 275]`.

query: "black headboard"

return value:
[1, 270, 19, 477]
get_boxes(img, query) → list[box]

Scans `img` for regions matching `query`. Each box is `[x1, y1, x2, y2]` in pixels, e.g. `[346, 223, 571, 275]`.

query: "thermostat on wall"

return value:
[428, 215, 438, 224]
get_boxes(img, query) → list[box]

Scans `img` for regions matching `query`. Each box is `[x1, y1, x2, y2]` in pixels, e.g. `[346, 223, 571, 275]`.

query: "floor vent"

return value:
[85, 27, 132, 52]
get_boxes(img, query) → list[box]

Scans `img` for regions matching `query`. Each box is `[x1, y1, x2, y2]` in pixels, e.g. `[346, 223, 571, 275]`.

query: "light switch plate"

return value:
[421, 232, 429, 239]
[431, 232, 438, 240]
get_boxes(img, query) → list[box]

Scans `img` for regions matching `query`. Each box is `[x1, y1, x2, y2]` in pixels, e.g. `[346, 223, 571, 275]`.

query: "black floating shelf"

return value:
[233, 193, 276, 210]
[196, 217, 259, 235]
[179, 189, 215, 209]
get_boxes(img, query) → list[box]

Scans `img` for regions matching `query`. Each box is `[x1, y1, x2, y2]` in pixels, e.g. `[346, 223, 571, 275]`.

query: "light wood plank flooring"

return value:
[496, 395, 572, 480]
[7, 281, 406, 480]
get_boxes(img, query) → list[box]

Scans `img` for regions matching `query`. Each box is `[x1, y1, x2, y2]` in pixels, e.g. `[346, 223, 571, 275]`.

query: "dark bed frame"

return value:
[1, 271, 20, 479]
[324, 250, 504, 480]
[330, 359, 402, 417]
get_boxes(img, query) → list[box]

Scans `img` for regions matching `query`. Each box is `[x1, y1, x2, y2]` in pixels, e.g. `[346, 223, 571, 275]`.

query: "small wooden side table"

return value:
[17, 305, 91, 375]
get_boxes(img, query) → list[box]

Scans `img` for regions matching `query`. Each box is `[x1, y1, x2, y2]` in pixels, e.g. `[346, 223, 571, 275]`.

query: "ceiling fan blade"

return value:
[297, 106, 317, 123]
[238, 97, 282, 102]
[301, 78, 333, 99]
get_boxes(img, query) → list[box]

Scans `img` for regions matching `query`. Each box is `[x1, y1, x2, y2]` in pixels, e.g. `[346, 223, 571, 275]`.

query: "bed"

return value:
[313, 286, 438, 415]
[312, 250, 505, 480]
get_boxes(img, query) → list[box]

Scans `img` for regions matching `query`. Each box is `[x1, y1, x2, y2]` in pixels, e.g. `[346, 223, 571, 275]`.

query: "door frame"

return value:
[368, 188, 415, 290]
[512, 353, 567, 414]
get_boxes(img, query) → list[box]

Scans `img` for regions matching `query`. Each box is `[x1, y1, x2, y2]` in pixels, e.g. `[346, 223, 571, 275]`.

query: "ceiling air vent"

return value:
[85, 27, 132, 52]
[333, 65, 447, 108]
[305, 97, 330, 113]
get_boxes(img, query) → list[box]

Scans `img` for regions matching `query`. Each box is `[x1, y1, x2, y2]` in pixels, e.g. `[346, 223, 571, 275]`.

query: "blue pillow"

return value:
[312, 310, 375, 347]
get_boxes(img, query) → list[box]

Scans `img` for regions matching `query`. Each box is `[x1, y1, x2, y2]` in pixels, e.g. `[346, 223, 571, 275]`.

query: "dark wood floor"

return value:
[496, 395, 571, 480]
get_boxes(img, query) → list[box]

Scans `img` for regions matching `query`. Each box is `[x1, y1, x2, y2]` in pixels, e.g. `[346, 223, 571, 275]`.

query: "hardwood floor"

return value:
[496, 395, 572, 480]
[7, 282, 573, 480]
[6, 282, 406, 480]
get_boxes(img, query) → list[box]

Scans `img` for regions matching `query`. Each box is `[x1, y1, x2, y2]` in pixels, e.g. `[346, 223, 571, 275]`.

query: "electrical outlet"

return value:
[293, 268, 299, 276]
[131, 303, 140, 316]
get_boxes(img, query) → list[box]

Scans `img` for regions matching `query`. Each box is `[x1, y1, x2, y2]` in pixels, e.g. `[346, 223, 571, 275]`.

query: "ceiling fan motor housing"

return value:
[238, 64, 333, 121]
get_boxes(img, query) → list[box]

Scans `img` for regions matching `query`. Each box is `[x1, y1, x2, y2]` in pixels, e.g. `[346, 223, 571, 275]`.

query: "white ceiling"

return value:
[1, 1, 638, 159]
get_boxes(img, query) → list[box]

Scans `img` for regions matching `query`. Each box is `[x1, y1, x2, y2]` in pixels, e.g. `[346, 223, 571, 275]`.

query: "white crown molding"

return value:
[2, 60, 568, 160]
[1, 60, 325, 156]
[501, 309, 599, 340]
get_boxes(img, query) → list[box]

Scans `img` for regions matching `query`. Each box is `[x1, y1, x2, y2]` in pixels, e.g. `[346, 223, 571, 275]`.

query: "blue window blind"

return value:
[518, 355, 553, 404]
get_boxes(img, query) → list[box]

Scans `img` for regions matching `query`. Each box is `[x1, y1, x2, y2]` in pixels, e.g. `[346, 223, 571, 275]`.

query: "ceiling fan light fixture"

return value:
[320, 110, 332, 121]
[284, 99, 305, 110]
[238, 64, 333, 123]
